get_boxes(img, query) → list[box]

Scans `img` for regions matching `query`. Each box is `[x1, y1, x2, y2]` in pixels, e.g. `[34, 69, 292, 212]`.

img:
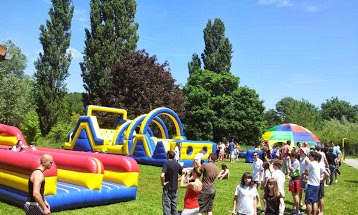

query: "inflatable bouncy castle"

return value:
[64, 105, 216, 167]
[0, 124, 138, 212]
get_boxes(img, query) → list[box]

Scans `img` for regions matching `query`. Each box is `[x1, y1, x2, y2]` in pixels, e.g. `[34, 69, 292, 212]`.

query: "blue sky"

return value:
[1, 0, 357, 110]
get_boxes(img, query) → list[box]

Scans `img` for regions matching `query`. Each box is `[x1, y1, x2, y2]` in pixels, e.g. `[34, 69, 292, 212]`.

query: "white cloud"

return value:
[258, 0, 293, 7]
[67, 47, 83, 60]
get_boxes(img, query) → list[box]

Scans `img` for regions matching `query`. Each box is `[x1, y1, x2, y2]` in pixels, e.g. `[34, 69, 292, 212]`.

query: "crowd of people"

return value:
[161, 140, 342, 215]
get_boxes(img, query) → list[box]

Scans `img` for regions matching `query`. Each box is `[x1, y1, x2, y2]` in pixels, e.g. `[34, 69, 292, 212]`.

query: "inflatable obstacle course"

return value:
[64, 105, 216, 167]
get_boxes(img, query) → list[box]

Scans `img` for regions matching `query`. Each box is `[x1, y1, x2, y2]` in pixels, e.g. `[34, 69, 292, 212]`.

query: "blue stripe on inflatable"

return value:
[71, 116, 104, 145]
[0, 182, 137, 212]
[116, 121, 131, 145]
[127, 115, 146, 141]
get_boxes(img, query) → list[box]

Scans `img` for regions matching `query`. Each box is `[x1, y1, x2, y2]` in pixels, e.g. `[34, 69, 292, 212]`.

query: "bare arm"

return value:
[160, 172, 166, 187]
[231, 195, 238, 215]
[279, 197, 285, 215]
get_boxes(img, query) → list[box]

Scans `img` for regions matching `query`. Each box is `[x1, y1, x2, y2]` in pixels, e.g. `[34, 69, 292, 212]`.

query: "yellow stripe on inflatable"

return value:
[57, 169, 103, 190]
[103, 171, 139, 187]
[0, 169, 56, 195]
[64, 120, 108, 152]
[180, 143, 213, 160]
[86, 105, 127, 120]
[0, 136, 18, 146]
[106, 145, 123, 154]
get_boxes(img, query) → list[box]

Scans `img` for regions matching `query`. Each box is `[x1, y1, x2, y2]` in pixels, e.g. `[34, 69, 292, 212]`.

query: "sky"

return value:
[1, 0, 357, 110]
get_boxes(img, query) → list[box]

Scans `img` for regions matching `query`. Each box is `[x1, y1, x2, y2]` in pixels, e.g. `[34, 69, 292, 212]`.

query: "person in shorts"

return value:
[302, 151, 321, 215]
[197, 153, 218, 215]
[288, 152, 301, 215]
[299, 147, 309, 210]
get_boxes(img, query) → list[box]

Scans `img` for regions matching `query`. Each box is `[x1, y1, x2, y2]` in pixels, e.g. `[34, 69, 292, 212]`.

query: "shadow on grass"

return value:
[344, 179, 358, 184]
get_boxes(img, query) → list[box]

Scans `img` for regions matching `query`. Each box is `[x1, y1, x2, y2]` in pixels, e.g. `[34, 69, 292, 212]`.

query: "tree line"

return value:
[0, 0, 357, 150]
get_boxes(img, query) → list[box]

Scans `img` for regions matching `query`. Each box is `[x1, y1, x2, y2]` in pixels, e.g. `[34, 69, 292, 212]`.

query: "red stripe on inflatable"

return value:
[24, 150, 104, 174]
[36, 147, 139, 172]
[0, 124, 28, 146]
[0, 150, 57, 177]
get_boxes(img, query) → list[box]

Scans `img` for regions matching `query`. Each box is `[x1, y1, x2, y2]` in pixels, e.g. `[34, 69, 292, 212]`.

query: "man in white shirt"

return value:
[251, 151, 263, 208]
[194, 149, 205, 166]
[302, 151, 321, 215]
[272, 159, 286, 198]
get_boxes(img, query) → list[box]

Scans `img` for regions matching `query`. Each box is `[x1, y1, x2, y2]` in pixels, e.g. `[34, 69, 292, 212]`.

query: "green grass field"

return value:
[1, 159, 358, 214]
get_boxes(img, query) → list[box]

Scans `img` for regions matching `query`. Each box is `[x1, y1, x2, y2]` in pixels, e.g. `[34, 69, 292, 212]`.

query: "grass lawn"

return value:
[1, 159, 358, 214]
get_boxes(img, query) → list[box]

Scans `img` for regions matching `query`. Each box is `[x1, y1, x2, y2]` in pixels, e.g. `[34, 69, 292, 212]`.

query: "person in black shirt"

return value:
[24, 154, 53, 215]
[326, 147, 337, 185]
[161, 151, 183, 215]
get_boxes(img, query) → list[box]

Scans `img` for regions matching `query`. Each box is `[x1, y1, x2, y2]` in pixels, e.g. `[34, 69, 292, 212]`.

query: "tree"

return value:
[187, 53, 201, 75]
[321, 97, 357, 123]
[275, 97, 322, 130]
[264, 109, 282, 128]
[81, 0, 139, 106]
[201, 18, 233, 74]
[106, 50, 184, 120]
[0, 40, 34, 127]
[233, 86, 266, 145]
[34, 0, 74, 136]
[184, 18, 265, 144]
[64, 92, 85, 115]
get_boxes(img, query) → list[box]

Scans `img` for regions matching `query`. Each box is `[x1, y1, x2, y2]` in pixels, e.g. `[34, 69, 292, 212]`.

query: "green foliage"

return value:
[183, 69, 265, 144]
[201, 18, 233, 74]
[233, 86, 266, 145]
[314, 118, 358, 144]
[20, 110, 41, 144]
[0, 40, 26, 78]
[0, 40, 34, 127]
[81, 0, 139, 106]
[187, 53, 201, 75]
[34, 0, 74, 136]
[264, 109, 282, 128]
[321, 97, 358, 123]
[64, 92, 85, 115]
[275, 97, 322, 131]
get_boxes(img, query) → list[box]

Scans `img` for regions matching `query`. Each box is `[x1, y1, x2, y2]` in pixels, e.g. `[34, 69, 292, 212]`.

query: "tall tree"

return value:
[184, 18, 265, 144]
[187, 53, 201, 75]
[0, 40, 34, 127]
[264, 109, 282, 128]
[34, 0, 74, 136]
[81, 0, 139, 106]
[201, 18, 233, 74]
[106, 50, 184, 119]
[276, 97, 322, 130]
[321, 97, 357, 123]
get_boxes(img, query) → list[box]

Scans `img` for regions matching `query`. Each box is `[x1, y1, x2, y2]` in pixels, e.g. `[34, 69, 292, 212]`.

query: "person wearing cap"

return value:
[298, 147, 309, 210]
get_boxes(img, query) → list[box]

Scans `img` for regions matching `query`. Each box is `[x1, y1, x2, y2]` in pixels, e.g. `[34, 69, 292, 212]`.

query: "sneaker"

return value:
[335, 179, 338, 183]
[301, 205, 307, 210]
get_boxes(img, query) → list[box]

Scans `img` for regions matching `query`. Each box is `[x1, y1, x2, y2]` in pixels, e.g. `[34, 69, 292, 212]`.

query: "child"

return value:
[231, 172, 258, 215]
[261, 162, 273, 190]
[217, 163, 230, 180]
[180, 167, 202, 215]
[263, 178, 285, 215]
[288, 152, 302, 215]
